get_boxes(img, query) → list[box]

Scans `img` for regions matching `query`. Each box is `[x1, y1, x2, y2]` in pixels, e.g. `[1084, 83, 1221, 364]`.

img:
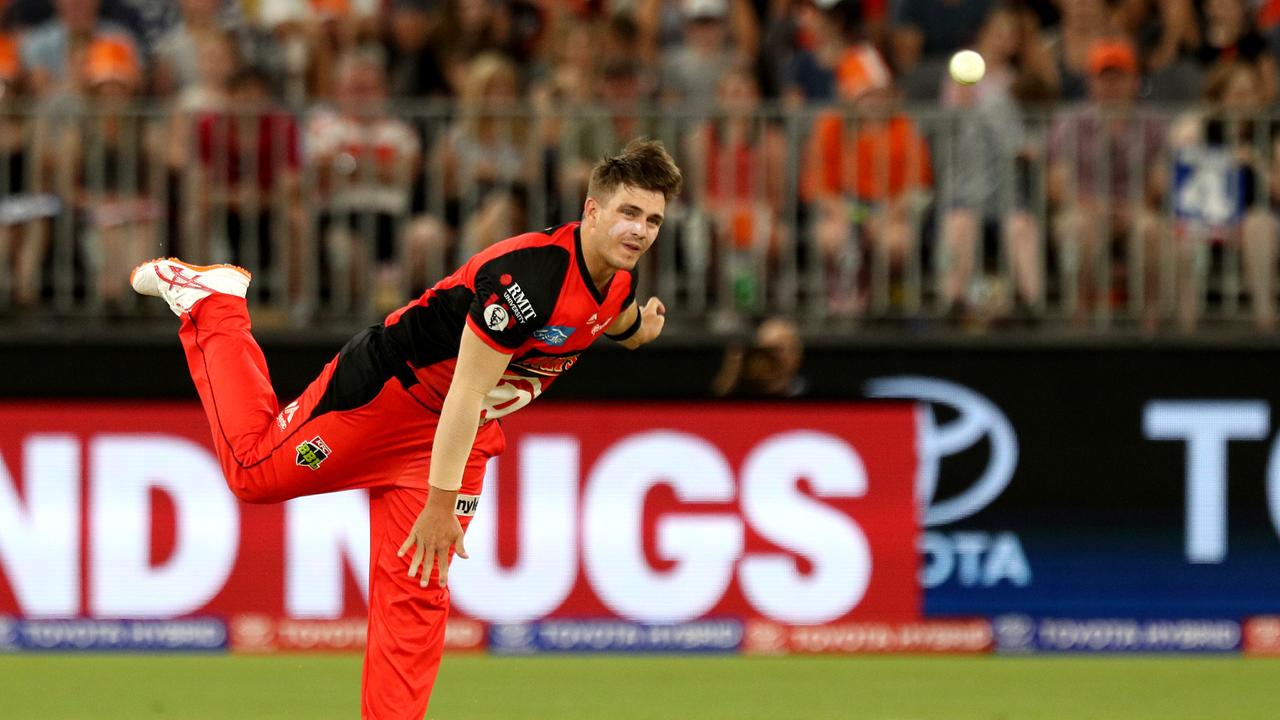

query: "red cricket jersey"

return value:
[305, 222, 637, 455]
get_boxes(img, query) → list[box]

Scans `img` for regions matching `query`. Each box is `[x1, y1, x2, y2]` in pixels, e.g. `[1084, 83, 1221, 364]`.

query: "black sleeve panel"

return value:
[469, 245, 571, 349]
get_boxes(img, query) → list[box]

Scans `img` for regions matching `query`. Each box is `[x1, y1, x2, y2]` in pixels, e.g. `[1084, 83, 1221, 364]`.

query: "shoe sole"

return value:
[130, 257, 252, 289]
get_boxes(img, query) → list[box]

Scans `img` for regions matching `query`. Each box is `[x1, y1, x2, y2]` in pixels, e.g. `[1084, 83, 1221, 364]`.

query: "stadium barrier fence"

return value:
[0, 102, 1274, 333]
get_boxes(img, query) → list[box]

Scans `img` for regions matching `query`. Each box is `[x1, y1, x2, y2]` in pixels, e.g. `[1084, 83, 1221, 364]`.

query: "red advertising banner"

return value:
[0, 402, 918, 635]
[1244, 616, 1280, 656]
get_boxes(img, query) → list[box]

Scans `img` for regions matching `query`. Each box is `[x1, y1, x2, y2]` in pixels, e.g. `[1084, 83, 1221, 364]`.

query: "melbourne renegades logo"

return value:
[295, 436, 332, 470]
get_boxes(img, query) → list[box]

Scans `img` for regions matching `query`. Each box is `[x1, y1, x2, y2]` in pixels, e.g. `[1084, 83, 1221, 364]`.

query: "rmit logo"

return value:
[503, 283, 536, 322]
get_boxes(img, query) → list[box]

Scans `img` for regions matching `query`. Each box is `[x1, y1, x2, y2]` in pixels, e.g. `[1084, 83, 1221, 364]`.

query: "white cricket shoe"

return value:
[130, 258, 252, 316]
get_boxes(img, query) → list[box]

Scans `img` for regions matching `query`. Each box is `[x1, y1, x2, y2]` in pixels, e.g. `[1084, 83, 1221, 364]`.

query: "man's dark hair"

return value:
[587, 138, 683, 204]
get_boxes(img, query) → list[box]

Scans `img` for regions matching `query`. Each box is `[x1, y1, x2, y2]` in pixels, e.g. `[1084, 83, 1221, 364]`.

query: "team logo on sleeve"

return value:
[533, 326, 575, 346]
[295, 436, 332, 470]
[483, 303, 511, 331]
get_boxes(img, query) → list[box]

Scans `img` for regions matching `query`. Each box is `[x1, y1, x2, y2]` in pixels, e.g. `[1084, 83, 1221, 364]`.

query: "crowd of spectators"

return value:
[1, 0, 1279, 332]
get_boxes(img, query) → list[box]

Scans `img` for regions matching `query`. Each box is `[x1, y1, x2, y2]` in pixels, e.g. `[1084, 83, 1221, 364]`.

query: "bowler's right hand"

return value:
[397, 495, 468, 588]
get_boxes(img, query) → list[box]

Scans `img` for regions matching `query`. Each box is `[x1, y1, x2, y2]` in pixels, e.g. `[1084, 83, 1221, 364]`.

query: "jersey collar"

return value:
[574, 224, 612, 305]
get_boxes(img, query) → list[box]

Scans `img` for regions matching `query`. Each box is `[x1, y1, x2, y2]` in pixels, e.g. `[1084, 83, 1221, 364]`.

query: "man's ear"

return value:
[583, 196, 599, 226]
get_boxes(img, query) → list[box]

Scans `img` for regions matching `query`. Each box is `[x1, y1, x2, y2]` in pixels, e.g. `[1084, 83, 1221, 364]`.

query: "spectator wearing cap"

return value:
[783, 0, 889, 106]
[636, 0, 758, 64]
[40, 35, 161, 311]
[659, 0, 745, 110]
[801, 77, 932, 314]
[1048, 37, 1168, 324]
[253, 0, 381, 102]
[19, 0, 141, 98]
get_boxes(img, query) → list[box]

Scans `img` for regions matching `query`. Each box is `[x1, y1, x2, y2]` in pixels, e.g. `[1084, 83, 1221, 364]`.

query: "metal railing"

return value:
[0, 100, 1273, 335]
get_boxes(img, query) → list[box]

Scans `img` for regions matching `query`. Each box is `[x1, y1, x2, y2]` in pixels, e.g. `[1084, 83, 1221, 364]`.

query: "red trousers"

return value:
[179, 294, 492, 720]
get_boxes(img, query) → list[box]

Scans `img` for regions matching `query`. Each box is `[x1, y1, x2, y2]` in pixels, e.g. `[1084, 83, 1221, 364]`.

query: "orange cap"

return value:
[1088, 38, 1138, 76]
[311, 0, 351, 17]
[0, 34, 20, 82]
[84, 35, 140, 87]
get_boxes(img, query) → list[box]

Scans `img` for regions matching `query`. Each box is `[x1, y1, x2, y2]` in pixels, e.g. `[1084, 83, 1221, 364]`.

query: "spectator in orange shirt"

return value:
[802, 70, 931, 313]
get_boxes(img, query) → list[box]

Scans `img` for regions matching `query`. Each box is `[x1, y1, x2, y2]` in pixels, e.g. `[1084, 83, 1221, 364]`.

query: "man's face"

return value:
[718, 71, 758, 115]
[339, 64, 385, 114]
[584, 185, 666, 271]
[231, 80, 270, 108]
[602, 72, 641, 109]
[687, 17, 726, 51]
[1222, 71, 1261, 112]
[1089, 68, 1137, 105]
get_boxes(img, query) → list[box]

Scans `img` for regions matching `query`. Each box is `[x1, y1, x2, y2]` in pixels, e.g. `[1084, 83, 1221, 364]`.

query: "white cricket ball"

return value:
[949, 50, 986, 85]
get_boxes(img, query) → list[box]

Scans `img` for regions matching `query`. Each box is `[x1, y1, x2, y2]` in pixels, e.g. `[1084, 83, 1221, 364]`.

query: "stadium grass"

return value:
[1, 654, 1277, 719]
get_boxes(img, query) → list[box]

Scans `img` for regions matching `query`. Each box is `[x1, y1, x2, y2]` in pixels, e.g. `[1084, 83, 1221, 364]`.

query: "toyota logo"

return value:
[865, 376, 1019, 526]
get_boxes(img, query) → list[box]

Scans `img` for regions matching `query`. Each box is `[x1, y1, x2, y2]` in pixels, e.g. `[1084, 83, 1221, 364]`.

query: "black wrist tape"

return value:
[605, 311, 643, 341]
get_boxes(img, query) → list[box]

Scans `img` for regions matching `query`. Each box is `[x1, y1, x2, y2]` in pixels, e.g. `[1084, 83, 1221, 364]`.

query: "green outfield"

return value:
[1, 654, 1277, 719]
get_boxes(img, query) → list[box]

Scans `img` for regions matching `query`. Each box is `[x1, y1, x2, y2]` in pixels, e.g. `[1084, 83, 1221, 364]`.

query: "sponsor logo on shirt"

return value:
[275, 399, 300, 430]
[533, 325, 575, 346]
[503, 282, 537, 322]
[511, 353, 580, 376]
[295, 436, 332, 471]
[591, 316, 614, 336]
[483, 303, 510, 331]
